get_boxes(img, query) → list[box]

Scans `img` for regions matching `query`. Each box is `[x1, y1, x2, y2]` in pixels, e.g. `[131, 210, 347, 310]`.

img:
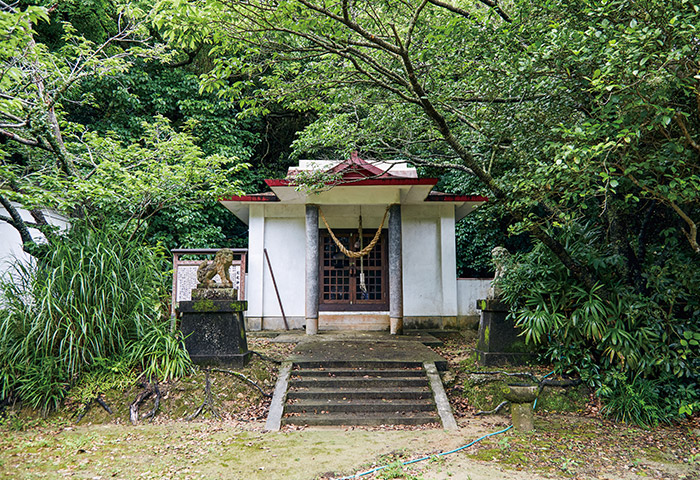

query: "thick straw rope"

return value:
[318, 205, 390, 258]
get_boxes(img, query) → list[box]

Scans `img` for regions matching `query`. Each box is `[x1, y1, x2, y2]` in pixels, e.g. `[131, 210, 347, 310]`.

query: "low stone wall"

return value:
[457, 278, 492, 329]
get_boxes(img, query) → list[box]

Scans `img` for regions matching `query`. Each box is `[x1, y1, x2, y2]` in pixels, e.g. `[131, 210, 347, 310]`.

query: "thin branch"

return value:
[0, 194, 35, 246]
[405, 0, 429, 51]
[674, 113, 700, 154]
[210, 368, 272, 398]
[475, 400, 509, 416]
[454, 94, 546, 104]
[625, 172, 699, 254]
[0, 128, 50, 150]
[426, 0, 477, 21]
[296, 0, 403, 55]
[476, 0, 511, 22]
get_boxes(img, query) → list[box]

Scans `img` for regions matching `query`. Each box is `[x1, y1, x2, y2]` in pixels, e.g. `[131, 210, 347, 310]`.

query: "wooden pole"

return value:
[264, 248, 289, 330]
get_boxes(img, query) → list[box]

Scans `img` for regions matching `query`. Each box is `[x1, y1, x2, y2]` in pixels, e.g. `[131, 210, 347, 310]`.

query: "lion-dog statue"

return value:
[197, 248, 234, 288]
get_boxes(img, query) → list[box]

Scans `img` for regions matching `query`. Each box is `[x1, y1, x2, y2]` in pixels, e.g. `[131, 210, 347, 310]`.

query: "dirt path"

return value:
[0, 420, 504, 480]
[1, 415, 696, 480]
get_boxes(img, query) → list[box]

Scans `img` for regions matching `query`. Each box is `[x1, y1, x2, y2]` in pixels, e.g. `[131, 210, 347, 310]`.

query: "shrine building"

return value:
[220, 152, 487, 334]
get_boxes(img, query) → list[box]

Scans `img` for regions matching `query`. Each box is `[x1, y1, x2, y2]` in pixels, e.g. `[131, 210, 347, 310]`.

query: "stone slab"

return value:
[476, 351, 535, 366]
[270, 330, 443, 347]
[424, 362, 458, 430]
[265, 362, 292, 432]
[191, 287, 239, 301]
[476, 298, 508, 311]
[287, 339, 447, 371]
[477, 310, 528, 353]
[179, 299, 247, 313]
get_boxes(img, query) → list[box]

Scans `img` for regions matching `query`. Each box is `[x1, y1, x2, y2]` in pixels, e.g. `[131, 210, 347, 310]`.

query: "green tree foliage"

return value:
[153, 0, 699, 424]
[0, 2, 247, 251]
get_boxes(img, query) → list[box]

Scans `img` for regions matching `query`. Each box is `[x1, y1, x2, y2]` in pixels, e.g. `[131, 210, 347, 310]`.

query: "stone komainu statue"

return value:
[197, 248, 234, 288]
[488, 246, 511, 299]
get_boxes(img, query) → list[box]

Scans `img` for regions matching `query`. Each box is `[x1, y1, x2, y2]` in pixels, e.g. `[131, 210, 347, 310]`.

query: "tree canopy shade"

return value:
[154, 0, 699, 422]
[153, 0, 699, 267]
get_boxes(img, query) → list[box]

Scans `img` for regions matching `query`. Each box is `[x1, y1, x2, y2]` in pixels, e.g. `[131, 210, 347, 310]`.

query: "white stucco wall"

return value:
[262, 214, 306, 318]
[245, 201, 478, 330]
[245, 204, 306, 329]
[0, 203, 68, 282]
[401, 204, 458, 319]
[457, 278, 492, 327]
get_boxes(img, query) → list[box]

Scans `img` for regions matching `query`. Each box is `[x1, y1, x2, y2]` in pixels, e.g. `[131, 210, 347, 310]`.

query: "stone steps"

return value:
[281, 362, 440, 427]
[286, 398, 436, 413]
[293, 368, 425, 378]
[293, 360, 427, 369]
[289, 377, 430, 389]
[287, 388, 433, 400]
[284, 412, 440, 426]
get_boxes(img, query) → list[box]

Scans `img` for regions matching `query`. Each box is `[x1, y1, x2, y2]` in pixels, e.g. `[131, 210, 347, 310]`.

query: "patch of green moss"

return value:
[465, 447, 523, 466]
[536, 385, 590, 413]
[460, 371, 590, 413]
[641, 447, 670, 463]
[193, 299, 218, 312]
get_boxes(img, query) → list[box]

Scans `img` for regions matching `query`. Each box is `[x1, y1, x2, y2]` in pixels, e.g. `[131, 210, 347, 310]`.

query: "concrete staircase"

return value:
[279, 361, 440, 427]
[264, 335, 457, 430]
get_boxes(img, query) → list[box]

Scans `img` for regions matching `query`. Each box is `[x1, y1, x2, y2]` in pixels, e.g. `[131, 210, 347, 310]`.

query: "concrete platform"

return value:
[287, 338, 447, 371]
[268, 329, 444, 347]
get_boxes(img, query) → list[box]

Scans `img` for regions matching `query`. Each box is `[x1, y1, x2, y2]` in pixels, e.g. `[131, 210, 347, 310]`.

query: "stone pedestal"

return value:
[502, 384, 538, 432]
[476, 298, 533, 366]
[179, 287, 251, 367]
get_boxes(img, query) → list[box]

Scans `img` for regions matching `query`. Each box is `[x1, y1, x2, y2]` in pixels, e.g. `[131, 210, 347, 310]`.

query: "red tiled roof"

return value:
[220, 192, 279, 202]
[425, 192, 489, 202]
[265, 178, 438, 187]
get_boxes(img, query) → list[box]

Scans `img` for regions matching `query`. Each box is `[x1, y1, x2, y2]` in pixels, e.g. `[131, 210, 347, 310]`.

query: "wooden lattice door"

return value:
[319, 230, 388, 311]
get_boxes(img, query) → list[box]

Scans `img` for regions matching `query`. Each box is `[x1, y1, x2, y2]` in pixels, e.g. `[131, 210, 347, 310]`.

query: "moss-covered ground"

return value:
[0, 332, 697, 480]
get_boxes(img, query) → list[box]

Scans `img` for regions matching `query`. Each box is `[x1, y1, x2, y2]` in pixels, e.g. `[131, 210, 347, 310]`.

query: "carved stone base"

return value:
[191, 287, 239, 301]
[179, 292, 249, 367]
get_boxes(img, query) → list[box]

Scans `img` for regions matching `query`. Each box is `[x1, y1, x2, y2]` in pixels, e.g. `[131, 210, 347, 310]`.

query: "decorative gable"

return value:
[327, 151, 397, 180]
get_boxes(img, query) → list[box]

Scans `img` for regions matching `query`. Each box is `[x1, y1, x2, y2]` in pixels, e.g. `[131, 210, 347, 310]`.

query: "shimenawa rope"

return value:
[318, 205, 390, 258]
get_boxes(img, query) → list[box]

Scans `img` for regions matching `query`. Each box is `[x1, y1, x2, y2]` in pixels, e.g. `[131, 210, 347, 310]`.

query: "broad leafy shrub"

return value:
[499, 223, 699, 426]
[0, 227, 192, 413]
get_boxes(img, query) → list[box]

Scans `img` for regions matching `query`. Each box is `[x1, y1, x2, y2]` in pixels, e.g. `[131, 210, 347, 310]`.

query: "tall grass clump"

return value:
[0, 227, 191, 413]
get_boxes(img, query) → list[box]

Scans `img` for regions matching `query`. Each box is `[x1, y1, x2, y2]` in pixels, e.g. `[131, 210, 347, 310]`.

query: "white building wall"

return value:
[401, 204, 458, 327]
[0, 204, 68, 282]
[457, 278, 493, 328]
[439, 204, 458, 317]
[245, 204, 265, 328]
[245, 204, 306, 330]
[245, 201, 485, 331]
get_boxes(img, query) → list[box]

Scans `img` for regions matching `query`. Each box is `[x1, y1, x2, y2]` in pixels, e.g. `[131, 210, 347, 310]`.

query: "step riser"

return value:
[294, 361, 424, 369]
[282, 416, 440, 426]
[287, 391, 432, 400]
[286, 404, 436, 413]
[289, 379, 429, 388]
[294, 370, 425, 378]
